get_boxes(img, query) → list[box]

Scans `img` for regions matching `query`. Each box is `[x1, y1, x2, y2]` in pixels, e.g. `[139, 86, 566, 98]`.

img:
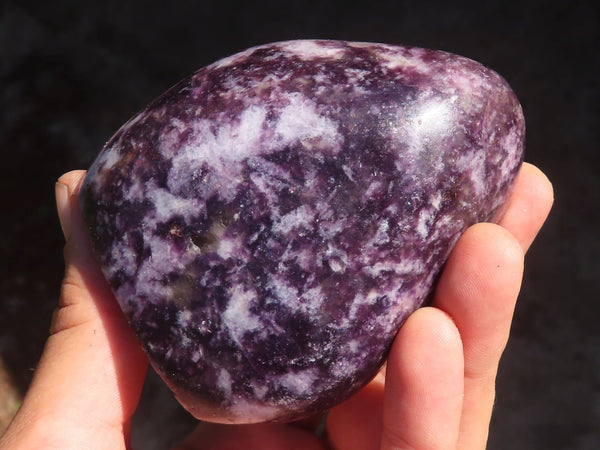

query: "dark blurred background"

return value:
[1, 0, 598, 448]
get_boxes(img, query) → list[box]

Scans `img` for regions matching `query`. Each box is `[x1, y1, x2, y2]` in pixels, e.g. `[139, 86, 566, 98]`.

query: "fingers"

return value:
[433, 223, 524, 449]
[381, 307, 464, 450]
[52, 170, 115, 335]
[0, 171, 148, 449]
[427, 162, 552, 448]
[497, 162, 554, 253]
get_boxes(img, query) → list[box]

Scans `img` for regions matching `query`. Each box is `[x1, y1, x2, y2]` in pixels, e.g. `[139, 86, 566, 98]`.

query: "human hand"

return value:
[0, 163, 552, 449]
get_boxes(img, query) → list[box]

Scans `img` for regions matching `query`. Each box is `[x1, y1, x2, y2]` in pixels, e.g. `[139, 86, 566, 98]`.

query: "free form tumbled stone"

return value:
[80, 40, 524, 423]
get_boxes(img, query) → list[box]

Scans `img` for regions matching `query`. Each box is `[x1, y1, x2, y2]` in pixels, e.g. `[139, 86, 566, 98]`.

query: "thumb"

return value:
[1, 171, 148, 449]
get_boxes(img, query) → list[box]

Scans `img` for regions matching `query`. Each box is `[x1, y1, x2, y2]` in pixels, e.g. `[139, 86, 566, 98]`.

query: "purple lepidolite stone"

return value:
[80, 40, 524, 423]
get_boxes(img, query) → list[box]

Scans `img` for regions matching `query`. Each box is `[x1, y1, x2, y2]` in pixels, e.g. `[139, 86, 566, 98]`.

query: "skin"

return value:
[0, 162, 553, 449]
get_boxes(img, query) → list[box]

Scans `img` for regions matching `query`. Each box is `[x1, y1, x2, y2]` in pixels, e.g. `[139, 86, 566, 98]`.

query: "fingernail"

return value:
[55, 181, 71, 241]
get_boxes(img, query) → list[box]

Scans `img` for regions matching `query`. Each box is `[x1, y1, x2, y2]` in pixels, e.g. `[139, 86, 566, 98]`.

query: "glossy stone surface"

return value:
[80, 40, 524, 423]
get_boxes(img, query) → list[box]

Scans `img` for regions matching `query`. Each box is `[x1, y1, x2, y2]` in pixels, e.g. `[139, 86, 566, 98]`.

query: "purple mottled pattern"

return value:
[80, 40, 524, 423]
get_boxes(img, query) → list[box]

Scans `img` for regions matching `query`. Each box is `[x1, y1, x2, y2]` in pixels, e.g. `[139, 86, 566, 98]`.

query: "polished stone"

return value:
[80, 40, 524, 423]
